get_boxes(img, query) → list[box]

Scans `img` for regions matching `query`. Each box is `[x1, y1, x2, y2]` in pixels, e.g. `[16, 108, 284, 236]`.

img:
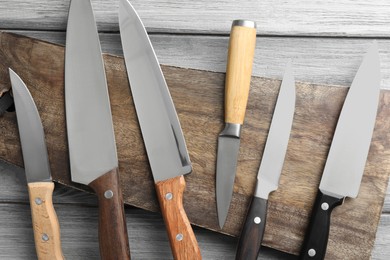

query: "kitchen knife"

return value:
[299, 42, 380, 260]
[235, 62, 296, 260]
[216, 20, 257, 229]
[10, 68, 64, 260]
[119, 0, 201, 259]
[65, 0, 130, 259]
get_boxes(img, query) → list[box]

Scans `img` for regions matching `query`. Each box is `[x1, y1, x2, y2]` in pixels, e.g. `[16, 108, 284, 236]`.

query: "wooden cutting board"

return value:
[0, 32, 389, 259]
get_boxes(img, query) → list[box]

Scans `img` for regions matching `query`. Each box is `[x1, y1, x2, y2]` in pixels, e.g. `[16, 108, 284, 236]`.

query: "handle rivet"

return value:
[165, 192, 173, 200]
[104, 190, 114, 199]
[35, 198, 42, 205]
[321, 202, 329, 211]
[308, 249, 316, 257]
[42, 233, 49, 242]
[254, 217, 261, 224]
[176, 233, 183, 241]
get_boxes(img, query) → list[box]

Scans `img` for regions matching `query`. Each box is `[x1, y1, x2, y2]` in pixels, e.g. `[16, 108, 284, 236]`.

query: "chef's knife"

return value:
[216, 20, 257, 229]
[299, 42, 380, 260]
[65, 0, 130, 259]
[10, 69, 64, 260]
[235, 62, 296, 260]
[119, 0, 201, 259]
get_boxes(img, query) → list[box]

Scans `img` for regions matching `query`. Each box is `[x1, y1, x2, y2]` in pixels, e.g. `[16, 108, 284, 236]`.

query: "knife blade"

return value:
[235, 62, 296, 260]
[299, 42, 380, 260]
[216, 20, 257, 229]
[65, 0, 130, 259]
[10, 68, 64, 260]
[118, 0, 201, 259]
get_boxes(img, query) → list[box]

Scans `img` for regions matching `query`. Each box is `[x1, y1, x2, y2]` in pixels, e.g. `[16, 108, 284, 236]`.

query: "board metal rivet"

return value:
[42, 233, 49, 241]
[308, 249, 316, 257]
[176, 233, 183, 241]
[35, 198, 42, 205]
[321, 202, 329, 211]
[104, 190, 114, 199]
[165, 192, 173, 200]
[254, 217, 261, 224]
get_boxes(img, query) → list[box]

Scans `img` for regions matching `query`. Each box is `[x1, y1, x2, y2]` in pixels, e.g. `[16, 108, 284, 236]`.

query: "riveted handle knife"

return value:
[10, 69, 64, 260]
[236, 62, 296, 260]
[299, 42, 380, 260]
[65, 0, 130, 259]
[119, 0, 201, 259]
[216, 20, 257, 229]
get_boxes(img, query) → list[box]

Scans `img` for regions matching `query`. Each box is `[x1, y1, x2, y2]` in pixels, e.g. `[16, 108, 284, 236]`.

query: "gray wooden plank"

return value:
[9, 30, 390, 89]
[1, 0, 390, 37]
[372, 214, 390, 260]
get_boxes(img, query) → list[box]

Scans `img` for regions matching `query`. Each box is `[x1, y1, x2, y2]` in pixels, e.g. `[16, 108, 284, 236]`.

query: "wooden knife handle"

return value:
[27, 182, 64, 260]
[235, 196, 267, 260]
[299, 190, 344, 260]
[89, 168, 131, 260]
[225, 20, 257, 124]
[155, 175, 202, 260]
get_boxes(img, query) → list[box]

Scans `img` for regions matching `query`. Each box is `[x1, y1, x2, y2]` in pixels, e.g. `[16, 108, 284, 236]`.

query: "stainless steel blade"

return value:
[65, 0, 117, 185]
[255, 62, 295, 200]
[10, 69, 51, 183]
[119, 0, 191, 182]
[319, 42, 380, 199]
[216, 133, 240, 228]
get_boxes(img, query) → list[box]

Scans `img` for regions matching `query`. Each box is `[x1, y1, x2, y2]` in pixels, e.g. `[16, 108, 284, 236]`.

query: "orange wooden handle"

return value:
[225, 20, 257, 124]
[89, 168, 131, 260]
[155, 176, 202, 260]
[27, 182, 64, 260]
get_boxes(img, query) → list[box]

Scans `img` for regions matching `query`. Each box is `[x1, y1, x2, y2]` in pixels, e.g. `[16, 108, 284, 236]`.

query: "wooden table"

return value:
[0, 0, 389, 259]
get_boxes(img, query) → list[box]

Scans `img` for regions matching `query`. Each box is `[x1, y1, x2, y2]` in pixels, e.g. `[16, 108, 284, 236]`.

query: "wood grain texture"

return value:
[89, 168, 131, 260]
[1, 0, 390, 37]
[8, 30, 390, 90]
[27, 182, 64, 260]
[225, 23, 256, 124]
[0, 32, 389, 259]
[155, 176, 201, 260]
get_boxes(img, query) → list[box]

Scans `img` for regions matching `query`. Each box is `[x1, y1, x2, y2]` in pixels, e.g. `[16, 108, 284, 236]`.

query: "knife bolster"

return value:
[219, 123, 242, 138]
[89, 168, 131, 260]
[155, 176, 202, 259]
[27, 182, 64, 260]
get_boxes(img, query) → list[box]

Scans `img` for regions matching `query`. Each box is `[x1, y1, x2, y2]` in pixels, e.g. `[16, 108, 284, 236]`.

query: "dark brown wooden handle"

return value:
[155, 175, 202, 260]
[235, 196, 267, 260]
[89, 168, 131, 260]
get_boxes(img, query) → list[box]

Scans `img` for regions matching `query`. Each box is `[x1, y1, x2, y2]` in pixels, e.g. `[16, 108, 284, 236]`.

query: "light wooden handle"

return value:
[89, 168, 131, 260]
[27, 182, 64, 260]
[155, 176, 202, 260]
[225, 20, 257, 124]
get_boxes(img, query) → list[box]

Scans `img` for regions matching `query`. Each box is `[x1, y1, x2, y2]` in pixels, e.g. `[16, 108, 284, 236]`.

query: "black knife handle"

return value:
[235, 196, 267, 260]
[299, 190, 344, 260]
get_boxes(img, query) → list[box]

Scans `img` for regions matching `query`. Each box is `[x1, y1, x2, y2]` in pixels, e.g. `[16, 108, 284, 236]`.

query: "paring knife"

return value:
[10, 69, 64, 260]
[216, 20, 257, 229]
[119, 0, 201, 259]
[65, 0, 130, 259]
[299, 42, 380, 260]
[236, 62, 296, 260]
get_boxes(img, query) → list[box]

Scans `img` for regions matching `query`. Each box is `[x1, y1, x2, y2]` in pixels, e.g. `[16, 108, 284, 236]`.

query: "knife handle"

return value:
[89, 168, 131, 260]
[235, 196, 267, 260]
[155, 175, 202, 260]
[225, 20, 256, 125]
[299, 191, 344, 260]
[27, 182, 64, 260]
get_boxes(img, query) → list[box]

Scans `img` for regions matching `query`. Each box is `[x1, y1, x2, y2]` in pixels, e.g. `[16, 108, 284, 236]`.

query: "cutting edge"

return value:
[65, 0, 118, 185]
[255, 61, 296, 199]
[9, 68, 52, 183]
[119, 0, 191, 182]
[319, 41, 381, 199]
